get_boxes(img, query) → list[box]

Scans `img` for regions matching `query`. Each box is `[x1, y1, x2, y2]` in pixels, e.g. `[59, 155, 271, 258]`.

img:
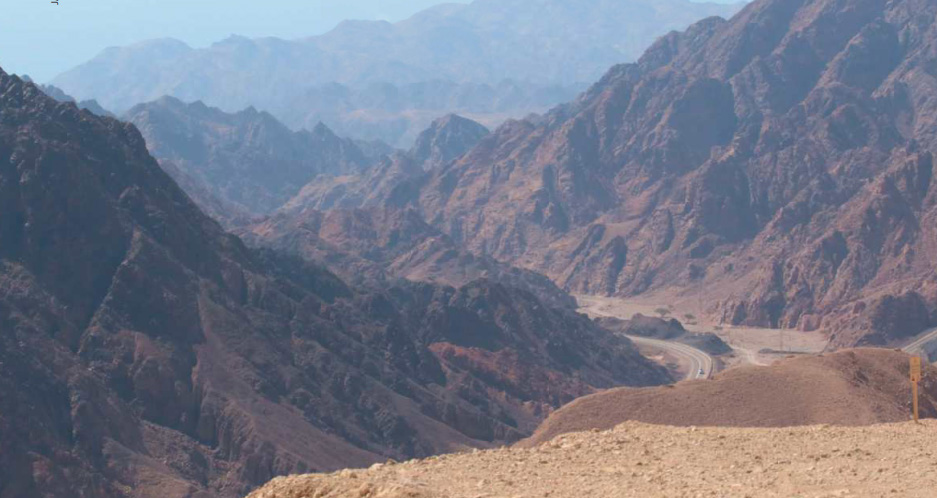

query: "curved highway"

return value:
[574, 295, 716, 381]
[903, 327, 937, 355]
[626, 334, 714, 380]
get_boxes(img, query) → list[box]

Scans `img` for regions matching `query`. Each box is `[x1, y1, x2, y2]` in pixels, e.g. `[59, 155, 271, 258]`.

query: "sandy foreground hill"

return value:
[523, 349, 937, 446]
[247, 420, 937, 498]
[248, 349, 937, 498]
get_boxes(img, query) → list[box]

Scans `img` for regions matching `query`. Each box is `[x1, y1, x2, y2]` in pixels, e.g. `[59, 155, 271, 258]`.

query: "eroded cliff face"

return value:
[0, 70, 668, 498]
[406, 0, 937, 345]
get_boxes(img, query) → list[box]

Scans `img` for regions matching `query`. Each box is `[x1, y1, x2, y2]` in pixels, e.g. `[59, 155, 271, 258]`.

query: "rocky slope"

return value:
[523, 348, 936, 446]
[241, 207, 577, 310]
[0, 70, 668, 498]
[124, 97, 382, 215]
[409, 114, 490, 171]
[275, 114, 489, 214]
[279, 152, 422, 213]
[401, 0, 937, 346]
[239, 115, 573, 309]
[50, 0, 742, 146]
[247, 420, 937, 498]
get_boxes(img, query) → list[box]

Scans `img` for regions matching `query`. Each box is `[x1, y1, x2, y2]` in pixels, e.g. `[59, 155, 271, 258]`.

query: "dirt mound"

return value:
[679, 332, 732, 355]
[523, 349, 937, 447]
[248, 420, 937, 498]
[596, 314, 686, 339]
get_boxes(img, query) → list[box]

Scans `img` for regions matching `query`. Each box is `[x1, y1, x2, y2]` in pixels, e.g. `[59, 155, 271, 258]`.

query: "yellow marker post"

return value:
[911, 357, 922, 423]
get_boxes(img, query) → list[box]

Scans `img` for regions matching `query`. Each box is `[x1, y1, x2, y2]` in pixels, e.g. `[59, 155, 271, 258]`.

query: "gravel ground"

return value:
[247, 421, 937, 498]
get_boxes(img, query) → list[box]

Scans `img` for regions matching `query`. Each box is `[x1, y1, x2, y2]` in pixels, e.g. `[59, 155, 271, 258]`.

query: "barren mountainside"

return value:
[273, 114, 489, 215]
[399, 0, 937, 347]
[0, 70, 667, 498]
[409, 114, 490, 171]
[241, 207, 578, 310]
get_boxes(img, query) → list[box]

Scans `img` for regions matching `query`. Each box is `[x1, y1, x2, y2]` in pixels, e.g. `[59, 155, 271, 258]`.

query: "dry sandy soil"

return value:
[576, 294, 830, 367]
[245, 350, 936, 498]
[247, 420, 937, 498]
[523, 349, 937, 446]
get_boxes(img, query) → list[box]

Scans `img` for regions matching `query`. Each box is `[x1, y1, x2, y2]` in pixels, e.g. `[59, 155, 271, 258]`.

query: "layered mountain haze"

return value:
[0, 70, 668, 498]
[374, 0, 937, 347]
[22, 75, 115, 118]
[124, 97, 386, 216]
[50, 0, 744, 146]
[280, 80, 574, 148]
[277, 114, 490, 214]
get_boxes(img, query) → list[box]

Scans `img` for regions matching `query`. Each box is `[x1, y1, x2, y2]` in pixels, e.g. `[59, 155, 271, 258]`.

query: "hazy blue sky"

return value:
[1, 0, 739, 82]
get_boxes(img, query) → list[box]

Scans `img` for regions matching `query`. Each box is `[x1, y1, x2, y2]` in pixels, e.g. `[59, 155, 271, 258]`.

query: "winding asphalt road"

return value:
[575, 296, 716, 381]
[626, 334, 714, 380]
[902, 327, 937, 355]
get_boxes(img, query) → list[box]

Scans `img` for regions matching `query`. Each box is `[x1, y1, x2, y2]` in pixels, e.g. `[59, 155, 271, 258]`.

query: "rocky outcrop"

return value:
[409, 115, 490, 170]
[596, 314, 687, 340]
[0, 70, 667, 498]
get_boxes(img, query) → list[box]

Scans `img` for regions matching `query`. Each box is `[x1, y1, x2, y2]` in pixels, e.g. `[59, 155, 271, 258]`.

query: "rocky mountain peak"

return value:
[410, 114, 490, 170]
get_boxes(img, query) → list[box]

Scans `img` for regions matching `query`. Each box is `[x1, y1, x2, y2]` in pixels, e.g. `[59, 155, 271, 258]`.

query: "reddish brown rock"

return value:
[402, 0, 937, 346]
[0, 69, 667, 498]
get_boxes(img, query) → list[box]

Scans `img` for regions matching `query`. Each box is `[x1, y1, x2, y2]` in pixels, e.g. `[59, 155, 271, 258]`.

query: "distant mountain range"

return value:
[50, 0, 744, 146]
[278, 79, 579, 147]
[19, 76, 114, 118]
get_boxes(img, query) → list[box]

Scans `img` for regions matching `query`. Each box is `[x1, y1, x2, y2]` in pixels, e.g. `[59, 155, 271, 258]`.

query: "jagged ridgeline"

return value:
[49, 0, 743, 147]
